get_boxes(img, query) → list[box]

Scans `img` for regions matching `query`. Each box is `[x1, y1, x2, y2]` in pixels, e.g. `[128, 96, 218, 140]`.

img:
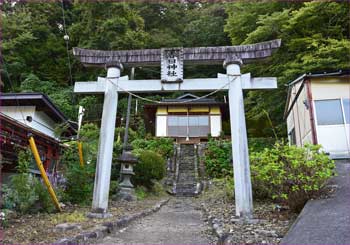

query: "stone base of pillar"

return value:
[114, 187, 136, 202]
[87, 210, 113, 219]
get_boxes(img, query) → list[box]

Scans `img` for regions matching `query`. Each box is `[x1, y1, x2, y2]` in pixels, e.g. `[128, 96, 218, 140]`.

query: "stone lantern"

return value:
[115, 147, 138, 201]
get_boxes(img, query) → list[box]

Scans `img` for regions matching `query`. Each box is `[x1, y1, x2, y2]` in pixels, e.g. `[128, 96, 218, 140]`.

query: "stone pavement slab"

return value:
[95, 197, 215, 244]
[282, 160, 350, 244]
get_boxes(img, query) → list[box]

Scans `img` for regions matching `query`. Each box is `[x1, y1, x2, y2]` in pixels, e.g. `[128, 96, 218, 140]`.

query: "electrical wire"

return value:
[138, 67, 161, 74]
[107, 74, 238, 104]
[60, 0, 73, 87]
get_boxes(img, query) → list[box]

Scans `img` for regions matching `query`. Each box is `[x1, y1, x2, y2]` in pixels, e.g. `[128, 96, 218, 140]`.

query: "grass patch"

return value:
[135, 186, 148, 200]
[51, 210, 87, 224]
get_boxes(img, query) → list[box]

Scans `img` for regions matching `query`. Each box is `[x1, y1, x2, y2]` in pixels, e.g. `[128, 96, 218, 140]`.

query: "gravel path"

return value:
[96, 197, 215, 244]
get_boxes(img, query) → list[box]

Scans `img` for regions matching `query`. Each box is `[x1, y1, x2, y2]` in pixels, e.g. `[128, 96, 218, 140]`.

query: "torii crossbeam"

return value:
[73, 39, 281, 219]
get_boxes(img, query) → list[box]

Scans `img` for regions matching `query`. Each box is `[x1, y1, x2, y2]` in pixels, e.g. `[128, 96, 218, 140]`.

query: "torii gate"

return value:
[73, 39, 281, 219]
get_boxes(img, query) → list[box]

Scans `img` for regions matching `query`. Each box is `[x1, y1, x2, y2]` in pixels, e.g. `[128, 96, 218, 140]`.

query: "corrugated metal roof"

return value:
[286, 69, 350, 86]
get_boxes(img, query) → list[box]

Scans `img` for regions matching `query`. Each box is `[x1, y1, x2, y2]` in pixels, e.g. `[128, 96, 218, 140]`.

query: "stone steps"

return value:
[175, 144, 198, 197]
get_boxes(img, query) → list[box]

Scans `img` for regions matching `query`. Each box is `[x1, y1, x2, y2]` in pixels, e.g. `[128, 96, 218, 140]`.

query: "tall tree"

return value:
[225, 1, 350, 137]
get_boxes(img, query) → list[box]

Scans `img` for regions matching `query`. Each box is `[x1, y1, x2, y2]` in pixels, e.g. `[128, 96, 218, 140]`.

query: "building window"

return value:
[342, 98, 350, 124]
[315, 99, 344, 125]
[167, 115, 210, 137]
[188, 116, 210, 137]
[168, 116, 187, 136]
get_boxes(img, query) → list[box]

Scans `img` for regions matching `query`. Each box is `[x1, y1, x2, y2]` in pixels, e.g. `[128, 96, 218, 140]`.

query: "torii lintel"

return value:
[73, 39, 281, 67]
[74, 74, 277, 94]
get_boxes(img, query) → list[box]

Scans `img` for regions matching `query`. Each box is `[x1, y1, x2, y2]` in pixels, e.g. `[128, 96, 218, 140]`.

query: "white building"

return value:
[285, 70, 350, 158]
[143, 94, 228, 143]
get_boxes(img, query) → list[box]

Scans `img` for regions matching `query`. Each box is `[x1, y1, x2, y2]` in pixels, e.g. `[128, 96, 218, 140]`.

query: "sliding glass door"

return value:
[314, 98, 350, 157]
[167, 115, 210, 137]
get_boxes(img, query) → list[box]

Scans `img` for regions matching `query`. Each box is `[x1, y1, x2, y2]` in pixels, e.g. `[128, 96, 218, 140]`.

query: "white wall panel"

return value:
[0, 106, 35, 126]
[156, 115, 167, 137]
[311, 79, 350, 100]
[210, 115, 221, 137]
[33, 111, 57, 138]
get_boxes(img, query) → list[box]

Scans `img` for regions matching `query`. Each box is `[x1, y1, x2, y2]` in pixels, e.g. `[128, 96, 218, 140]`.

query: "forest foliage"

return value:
[2, 1, 349, 137]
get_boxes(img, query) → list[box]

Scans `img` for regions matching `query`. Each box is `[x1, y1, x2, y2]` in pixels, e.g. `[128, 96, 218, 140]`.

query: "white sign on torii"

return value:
[73, 39, 281, 219]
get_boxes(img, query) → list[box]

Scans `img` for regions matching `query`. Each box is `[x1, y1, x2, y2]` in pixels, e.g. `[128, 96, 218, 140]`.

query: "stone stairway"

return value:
[175, 144, 198, 197]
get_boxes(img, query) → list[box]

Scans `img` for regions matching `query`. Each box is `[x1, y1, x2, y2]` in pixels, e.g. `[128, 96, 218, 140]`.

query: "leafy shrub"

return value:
[5, 149, 38, 213]
[6, 173, 38, 213]
[109, 180, 119, 196]
[61, 143, 95, 204]
[151, 180, 166, 196]
[131, 138, 174, 159]
[17, 149, 32, 173]
[78, 123, 100, 165]
[34, 179, 56, 213]
[250, 142, 335, 212]
[78, 123, 137, 165]
[204, 138, 276, 179]
[133, 150, 166, 189]
[248, 137, 276, 152]
[4, 149, 55, 213]
[1, 185, 13, 210]
[135, 186, 148, 200]
[203, 139, 232, 178]
[64, 163, 95, 204]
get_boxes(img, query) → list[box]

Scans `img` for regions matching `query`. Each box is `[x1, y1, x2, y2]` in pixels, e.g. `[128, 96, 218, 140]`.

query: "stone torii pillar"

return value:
[73, 39, 281, 219]
[225, 58, 253, 217]
[89, 62, 122, 217]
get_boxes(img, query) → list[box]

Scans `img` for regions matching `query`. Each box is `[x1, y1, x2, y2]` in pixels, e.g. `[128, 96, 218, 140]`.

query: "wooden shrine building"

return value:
[144, 93, 229, 142]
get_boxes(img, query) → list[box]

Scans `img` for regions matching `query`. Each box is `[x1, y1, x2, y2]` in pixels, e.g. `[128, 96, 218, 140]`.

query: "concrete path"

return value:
[282, 160, 350, 244]
[96, 197, 215, 244]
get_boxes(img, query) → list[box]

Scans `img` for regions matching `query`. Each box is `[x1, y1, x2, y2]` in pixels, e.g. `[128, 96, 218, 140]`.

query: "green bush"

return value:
[135, 186, 148, 200]
[133, 150, 166, 189]
[34, 179, 56, 213]
[78, 123, 139, 166]
[131, 138, 174, 159]
[61, 143, 95, 204]
[248, 137, 276, 152]
[203, 139, 232, 178]
[151, 180, 166, 196]
[203, 138, 277, 178]
[4, 149, 55, 213]
[6, 173, 38, 213]
[109, 180, 119, 196]
[63, 163, 95, 204]
[250, 142, 335, 212]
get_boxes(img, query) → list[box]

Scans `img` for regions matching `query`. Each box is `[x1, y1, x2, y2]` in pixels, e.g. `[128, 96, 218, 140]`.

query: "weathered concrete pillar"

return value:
[91, 61, 122, 216]
[225, 58, 253, 219]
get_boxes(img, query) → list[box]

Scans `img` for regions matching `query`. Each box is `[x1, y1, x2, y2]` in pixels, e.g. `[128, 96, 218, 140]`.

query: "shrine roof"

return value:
[144, 94, 223, 108]
[161, 93, 216, 103]
[73, 39, 281, 67]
